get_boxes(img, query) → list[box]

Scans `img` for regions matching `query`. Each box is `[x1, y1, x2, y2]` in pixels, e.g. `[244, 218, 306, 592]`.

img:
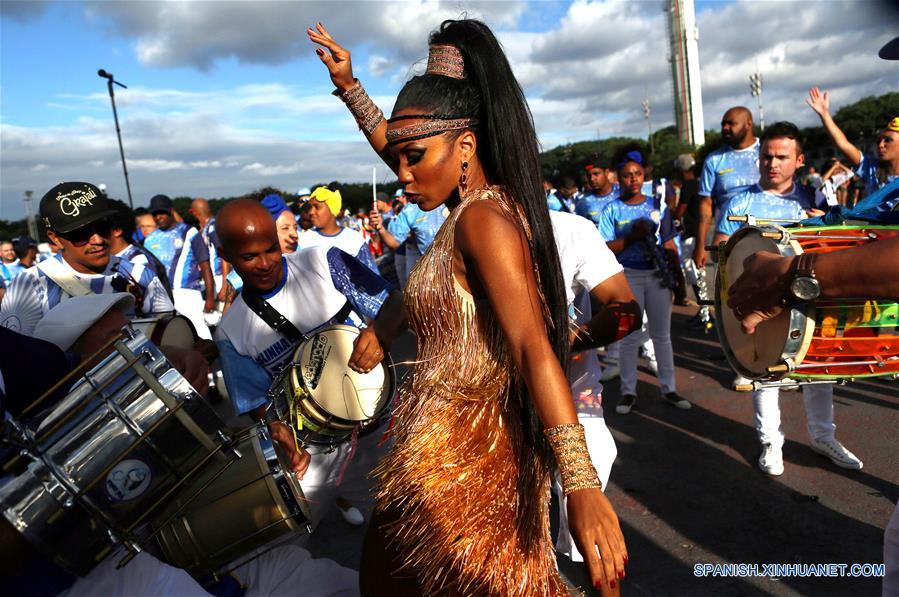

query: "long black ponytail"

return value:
[393, 20, 569, 471]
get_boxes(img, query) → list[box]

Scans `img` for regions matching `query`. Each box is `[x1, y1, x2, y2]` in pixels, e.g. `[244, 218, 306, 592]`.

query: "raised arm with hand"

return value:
[307, 23, 396, 171]
[806, 87, 862, 167]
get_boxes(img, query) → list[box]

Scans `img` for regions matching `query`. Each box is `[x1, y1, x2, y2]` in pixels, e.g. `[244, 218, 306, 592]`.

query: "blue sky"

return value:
[2, 0, 897, 220]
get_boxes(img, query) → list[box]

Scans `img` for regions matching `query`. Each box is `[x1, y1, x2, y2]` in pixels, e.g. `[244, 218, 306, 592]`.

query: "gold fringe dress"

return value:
[373, 187, 570, 596]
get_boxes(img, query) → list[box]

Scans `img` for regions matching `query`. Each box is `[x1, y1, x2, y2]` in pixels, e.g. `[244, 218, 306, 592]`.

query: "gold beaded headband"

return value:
[426, 44, 466, 80]
[386, 115, 479, 145]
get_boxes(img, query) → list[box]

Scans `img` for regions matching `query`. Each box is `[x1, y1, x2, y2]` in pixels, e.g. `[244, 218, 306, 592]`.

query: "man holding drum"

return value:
[712, 122, 862, 476]
[214, 198, 405, 530]
[0, 182, 174, 338]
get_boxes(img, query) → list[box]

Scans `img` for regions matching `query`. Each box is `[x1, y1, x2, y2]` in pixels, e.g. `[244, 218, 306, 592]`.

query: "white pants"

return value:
[752, 384, 835, 447]
[301, 442, 353, 531]
[172, 288, 213, 341]
[885, 501, 899, 597]
[620, 269, 676, 395]
[234, 544, 359, 597]
[556, 291, 617, 562]
[63, 552, 208, 596]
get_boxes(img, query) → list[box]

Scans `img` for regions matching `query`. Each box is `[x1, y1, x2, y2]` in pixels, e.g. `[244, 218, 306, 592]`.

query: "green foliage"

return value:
[3, 93, 894, 236]
[832, 92, 899, 142]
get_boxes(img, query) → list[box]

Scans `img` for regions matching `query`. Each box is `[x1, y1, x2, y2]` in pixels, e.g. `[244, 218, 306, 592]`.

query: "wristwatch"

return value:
[788, 253, 820, 301]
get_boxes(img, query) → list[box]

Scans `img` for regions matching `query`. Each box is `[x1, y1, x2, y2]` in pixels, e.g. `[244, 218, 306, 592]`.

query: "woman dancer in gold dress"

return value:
[309, 19, 627, 595]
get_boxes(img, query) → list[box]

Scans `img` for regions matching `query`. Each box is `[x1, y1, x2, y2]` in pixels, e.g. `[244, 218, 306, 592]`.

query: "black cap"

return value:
[148, 194, 173, 213]
[880, 36, 899, 60]
[12, 235, 37, 251]
[40, 182, 116, 233]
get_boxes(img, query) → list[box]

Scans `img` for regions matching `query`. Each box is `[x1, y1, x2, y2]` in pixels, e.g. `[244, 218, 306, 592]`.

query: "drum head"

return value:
[131, 314, 197, 349]
[716, 227, 814, 379]
[292, 326, 391, 423]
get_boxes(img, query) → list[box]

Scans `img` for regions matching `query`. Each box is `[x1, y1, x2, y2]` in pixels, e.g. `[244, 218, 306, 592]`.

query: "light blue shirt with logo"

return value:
[700, 139, 761, 211]
[144, 222, 210, 291]
[598, 197, 676, 270]
[576, 185, 620, 228]
[716, 183, 815, 237]
[387, 203, 447, 256]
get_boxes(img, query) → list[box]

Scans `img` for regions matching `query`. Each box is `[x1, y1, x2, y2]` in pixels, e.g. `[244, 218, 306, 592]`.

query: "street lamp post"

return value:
[98, 69, 134, 208]
[749, 71, 765, 132]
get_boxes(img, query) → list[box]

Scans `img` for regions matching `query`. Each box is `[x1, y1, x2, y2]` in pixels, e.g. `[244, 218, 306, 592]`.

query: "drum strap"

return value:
[242, 291, 354, 344]
[36, 258, 93, 298]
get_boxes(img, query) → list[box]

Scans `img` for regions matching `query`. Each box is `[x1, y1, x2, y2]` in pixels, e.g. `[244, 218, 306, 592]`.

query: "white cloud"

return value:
[3, 0, 898, 221]
[84, 0, 527, 71]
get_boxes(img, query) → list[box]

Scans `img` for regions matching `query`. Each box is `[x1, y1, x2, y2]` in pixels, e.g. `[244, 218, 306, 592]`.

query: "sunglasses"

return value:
[57, 219, 113, 246]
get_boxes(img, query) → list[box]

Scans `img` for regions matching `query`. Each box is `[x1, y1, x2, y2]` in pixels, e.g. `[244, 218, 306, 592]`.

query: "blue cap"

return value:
[261, 193, 289, 220]
[394, 188, 404, 198]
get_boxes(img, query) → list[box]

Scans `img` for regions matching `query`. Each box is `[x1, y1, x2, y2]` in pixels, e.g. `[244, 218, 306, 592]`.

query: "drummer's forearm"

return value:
[373, 290, 407, 349]
[815, 237, 899, 298]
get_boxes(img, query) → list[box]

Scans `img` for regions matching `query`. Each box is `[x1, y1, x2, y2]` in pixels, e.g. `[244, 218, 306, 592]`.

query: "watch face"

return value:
[790, 277, 820, 301]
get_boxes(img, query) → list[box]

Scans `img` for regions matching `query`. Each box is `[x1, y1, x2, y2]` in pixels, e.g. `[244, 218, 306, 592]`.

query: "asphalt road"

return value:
[304, 305, 897, 596]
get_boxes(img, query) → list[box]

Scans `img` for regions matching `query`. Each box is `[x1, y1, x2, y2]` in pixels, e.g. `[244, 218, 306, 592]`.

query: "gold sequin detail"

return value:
[545, 423, 602, 495]
[426, 44, 466, 80]
[373, 187, 572, 596]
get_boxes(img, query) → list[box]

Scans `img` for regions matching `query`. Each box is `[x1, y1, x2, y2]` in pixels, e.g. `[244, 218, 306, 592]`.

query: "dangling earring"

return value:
[459, 160, 469, 195]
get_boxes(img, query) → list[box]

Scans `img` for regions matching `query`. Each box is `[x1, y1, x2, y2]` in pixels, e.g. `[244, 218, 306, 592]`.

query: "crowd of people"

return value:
[0, 17, 897, 597]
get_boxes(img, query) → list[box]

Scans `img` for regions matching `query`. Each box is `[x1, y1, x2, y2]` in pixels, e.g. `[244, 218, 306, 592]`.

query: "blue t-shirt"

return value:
[201, 218, 223, 277]
[598, 197, 676, 270]
[700, 140, 761, 211]
[144, 222, 210, 291]
[387, 203, 448, 255]
[0, 260, 25, 284]
[716, 183, 815, 237]
[576, 185, 620, 228]
[856, 154, 899, 198]
[547, 190, 565, 212]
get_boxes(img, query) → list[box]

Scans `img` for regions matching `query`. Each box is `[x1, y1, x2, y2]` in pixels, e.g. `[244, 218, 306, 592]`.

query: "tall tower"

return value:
[666, 0, 705, 146]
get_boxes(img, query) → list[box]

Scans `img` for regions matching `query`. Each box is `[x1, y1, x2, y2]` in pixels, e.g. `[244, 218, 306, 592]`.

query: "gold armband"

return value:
[332, 79, 384, 136]
[544, 423, 602, 495]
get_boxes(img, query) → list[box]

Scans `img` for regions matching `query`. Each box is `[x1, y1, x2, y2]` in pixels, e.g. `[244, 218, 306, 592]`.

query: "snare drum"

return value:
[152, 423, 311, 577]
[0, 328, 231, 576]
[716, 224, 899, 385]
[131, 313, 198, 349]
[270, 325, 396, 447]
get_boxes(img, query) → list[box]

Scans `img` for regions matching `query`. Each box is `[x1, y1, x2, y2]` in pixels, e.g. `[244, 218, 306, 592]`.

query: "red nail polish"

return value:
[623, 555, 629, 565]
[619, 570, 625, 579]
[315, 49, 324, 56]
[610, 580, 617, 589]
[594, 580, 603, 589]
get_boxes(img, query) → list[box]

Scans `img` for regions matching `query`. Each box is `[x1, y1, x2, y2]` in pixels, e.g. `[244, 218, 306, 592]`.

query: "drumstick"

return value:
[372, 166, 377, 215]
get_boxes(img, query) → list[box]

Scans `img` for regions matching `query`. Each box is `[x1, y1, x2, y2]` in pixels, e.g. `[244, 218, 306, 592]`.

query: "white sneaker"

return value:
[647, 356, 659, 374]
[758, 443, 784, 476]
[601, 363, 620, 382]
[336, 499, 365, 526]
[810, 438, 863, 470]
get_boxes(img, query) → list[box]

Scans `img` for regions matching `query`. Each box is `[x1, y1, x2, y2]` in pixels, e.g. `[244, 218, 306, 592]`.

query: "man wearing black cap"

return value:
[11, 236, 38, 270]
[143, 194, 215, 340]
[0, 182, 173, 337]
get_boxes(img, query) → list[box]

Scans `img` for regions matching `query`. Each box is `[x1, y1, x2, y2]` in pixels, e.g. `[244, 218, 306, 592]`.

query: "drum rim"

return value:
[287, 324, 397, 429]
[715, 225, 815, 380]
[130, 312, 199, 347]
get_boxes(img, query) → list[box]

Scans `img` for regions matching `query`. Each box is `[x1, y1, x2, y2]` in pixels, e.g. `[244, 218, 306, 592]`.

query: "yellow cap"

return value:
[309, 186, 342, 216]
[887, 117, 899, 133]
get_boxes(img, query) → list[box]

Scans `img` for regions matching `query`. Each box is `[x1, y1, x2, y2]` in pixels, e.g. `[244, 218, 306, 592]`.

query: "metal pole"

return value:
[24, 191, 38, 240]
[98, 69, 134, 208]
